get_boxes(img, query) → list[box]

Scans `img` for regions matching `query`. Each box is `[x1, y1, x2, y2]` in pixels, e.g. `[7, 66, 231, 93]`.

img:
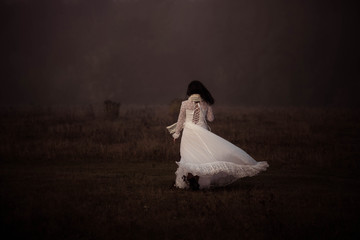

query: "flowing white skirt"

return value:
[175, 122, 269, 189]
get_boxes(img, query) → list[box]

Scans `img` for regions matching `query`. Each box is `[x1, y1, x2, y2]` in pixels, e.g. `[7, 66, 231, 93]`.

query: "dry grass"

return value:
[0, 105, 359, 239]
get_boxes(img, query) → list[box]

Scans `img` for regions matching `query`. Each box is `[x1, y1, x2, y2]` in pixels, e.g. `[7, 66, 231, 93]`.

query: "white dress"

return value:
[173, 94, 269, 189]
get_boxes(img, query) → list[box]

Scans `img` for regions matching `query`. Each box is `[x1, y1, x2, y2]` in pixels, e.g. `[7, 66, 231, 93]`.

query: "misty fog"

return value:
[1, 0, 358, 106]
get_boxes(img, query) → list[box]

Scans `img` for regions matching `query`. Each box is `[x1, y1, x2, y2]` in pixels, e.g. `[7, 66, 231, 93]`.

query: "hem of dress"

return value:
[174, 161, 269, 189]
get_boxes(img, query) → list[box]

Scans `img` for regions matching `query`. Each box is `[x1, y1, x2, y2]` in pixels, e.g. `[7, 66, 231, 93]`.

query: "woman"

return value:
[172, 80, 269, 189]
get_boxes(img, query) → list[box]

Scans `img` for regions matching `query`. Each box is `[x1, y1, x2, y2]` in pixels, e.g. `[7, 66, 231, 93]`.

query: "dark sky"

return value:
[1, 0, 359, 106]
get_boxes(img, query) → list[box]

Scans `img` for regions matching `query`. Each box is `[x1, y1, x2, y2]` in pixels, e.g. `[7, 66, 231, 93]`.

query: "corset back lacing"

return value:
[192, 102, 200, 124]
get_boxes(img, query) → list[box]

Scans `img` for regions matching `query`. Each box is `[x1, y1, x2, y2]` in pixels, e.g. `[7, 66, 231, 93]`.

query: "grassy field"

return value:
[0, 104, 359, 239]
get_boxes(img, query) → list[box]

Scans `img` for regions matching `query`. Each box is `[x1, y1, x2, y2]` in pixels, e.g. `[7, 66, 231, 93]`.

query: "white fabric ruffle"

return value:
[175, 121, 269, 189]
[175, 161, 269, 189]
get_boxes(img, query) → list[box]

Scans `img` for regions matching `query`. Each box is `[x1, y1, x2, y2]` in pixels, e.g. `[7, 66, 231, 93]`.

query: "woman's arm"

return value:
[207, 105, 214, 122]
[173, 102, 186, 139]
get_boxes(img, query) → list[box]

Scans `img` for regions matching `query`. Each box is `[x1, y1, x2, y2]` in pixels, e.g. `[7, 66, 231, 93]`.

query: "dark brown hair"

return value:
[186, 80, 215, 105]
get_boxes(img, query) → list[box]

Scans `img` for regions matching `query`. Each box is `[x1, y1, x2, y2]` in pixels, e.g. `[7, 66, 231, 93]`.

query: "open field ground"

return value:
[0, 105, 359, 239]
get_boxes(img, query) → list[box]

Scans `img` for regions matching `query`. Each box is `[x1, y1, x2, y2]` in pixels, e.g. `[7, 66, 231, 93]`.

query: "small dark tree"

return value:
[104, 100, 121, 120]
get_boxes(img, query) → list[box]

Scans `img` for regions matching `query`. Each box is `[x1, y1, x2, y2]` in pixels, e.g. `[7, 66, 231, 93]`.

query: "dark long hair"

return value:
[186, 80, 215, 105]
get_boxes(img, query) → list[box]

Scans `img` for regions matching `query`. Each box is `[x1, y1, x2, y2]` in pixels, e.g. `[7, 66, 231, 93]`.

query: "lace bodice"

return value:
[173, 95, 214, 139]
